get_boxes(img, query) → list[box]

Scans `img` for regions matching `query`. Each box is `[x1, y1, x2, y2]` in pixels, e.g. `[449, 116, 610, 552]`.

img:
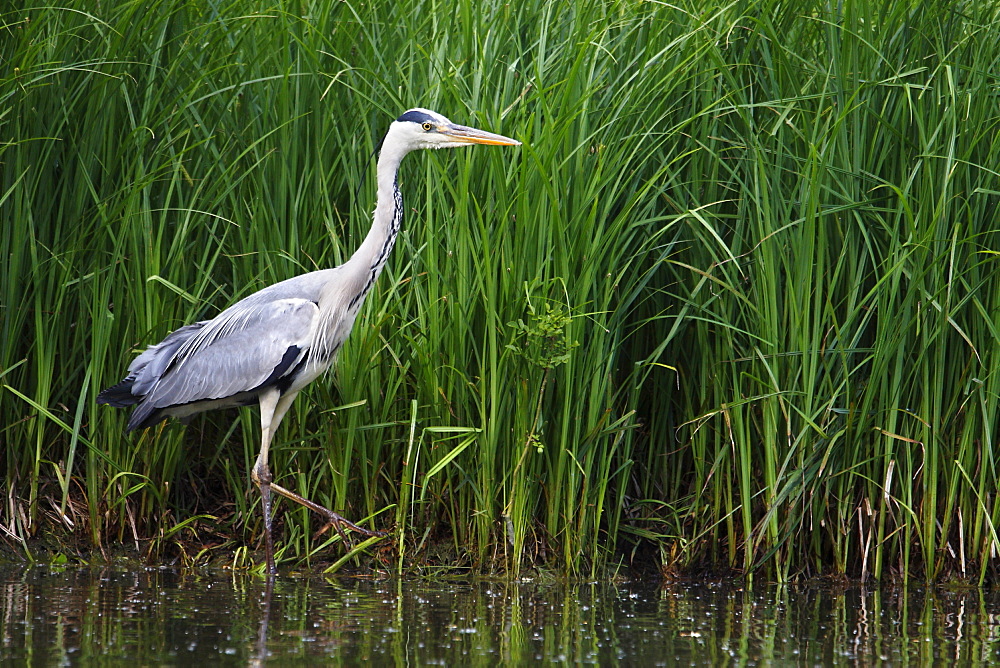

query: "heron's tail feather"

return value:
[98, 378, 165, 431]
[97, 378, 141, 407]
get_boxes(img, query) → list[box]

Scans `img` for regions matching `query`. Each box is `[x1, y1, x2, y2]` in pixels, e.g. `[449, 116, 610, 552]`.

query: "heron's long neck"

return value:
[344, 142, 407, 310]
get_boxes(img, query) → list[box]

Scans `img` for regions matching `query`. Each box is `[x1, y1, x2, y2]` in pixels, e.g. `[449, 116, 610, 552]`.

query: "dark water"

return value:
[2, 566, 1000, 665]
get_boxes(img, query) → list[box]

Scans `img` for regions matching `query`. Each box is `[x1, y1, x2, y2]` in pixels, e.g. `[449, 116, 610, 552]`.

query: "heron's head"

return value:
[385, 108, 521, 154]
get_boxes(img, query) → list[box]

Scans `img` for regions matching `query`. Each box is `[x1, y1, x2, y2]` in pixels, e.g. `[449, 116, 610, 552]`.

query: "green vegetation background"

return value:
[3, 0, 1000, 582]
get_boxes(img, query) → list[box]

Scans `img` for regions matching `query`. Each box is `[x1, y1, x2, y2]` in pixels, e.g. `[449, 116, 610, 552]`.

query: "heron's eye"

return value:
[421, 121, 433, 132]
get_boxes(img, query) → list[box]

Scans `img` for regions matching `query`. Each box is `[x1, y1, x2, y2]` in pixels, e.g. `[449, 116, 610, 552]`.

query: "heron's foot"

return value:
[267, 481, 385, 550]
[313, 510, 387, 548]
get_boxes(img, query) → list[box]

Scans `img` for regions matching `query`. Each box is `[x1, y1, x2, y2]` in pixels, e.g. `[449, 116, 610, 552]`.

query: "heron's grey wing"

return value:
[128, 298, 319, 426]
[127, 321, 210, 397]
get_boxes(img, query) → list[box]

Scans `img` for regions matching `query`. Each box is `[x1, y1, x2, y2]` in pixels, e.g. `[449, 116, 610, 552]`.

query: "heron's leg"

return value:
[252, 389, 294, 575]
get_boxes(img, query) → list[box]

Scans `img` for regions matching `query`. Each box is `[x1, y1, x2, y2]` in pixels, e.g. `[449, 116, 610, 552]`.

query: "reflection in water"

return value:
[1, 566, 1000, 664]
[252, 575, 274, 668]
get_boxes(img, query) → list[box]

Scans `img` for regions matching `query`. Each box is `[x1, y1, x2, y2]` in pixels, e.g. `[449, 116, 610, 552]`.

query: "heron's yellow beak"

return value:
[440, 123, 521, 146]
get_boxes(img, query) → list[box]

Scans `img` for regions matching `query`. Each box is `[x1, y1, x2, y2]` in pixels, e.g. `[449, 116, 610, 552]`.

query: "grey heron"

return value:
[98, 108, 521, 573]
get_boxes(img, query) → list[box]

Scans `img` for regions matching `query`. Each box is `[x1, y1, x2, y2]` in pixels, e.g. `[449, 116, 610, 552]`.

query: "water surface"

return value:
[2, 566, 999, 664]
